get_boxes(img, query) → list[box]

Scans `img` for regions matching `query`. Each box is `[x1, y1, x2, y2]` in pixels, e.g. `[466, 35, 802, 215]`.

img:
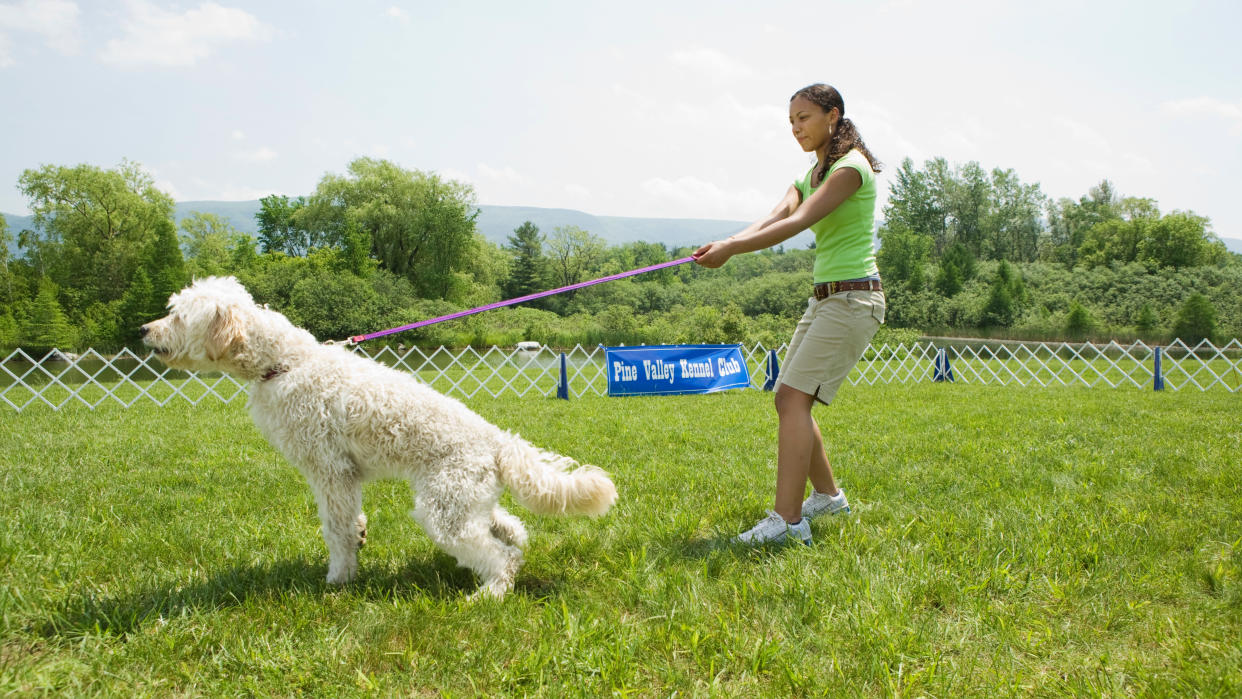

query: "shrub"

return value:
[1064, 301, 1096, 338]
[1172, 293, 1218, 345]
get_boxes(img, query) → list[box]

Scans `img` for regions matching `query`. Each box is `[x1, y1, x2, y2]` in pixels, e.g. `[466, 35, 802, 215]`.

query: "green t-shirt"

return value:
[793, 148, 880, 283]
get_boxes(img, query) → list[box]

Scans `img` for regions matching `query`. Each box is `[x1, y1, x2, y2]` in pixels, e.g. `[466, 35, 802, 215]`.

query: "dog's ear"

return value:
[206, 306, 245, 360]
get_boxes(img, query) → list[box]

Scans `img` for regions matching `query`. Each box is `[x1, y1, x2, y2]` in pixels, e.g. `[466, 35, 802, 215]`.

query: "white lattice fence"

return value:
[3, 339, 1240, 411]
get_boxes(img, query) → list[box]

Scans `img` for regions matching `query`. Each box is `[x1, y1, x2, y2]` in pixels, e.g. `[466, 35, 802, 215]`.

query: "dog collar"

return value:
[259, 365, 287, 382]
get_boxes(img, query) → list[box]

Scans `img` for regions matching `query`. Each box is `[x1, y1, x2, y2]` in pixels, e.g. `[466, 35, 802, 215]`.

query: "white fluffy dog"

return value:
[141, 276, 616, 599]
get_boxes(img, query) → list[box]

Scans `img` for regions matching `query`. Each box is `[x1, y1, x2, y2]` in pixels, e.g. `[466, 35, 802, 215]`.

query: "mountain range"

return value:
[4, 202, 1240, 257]
[2, 202, 763, 256]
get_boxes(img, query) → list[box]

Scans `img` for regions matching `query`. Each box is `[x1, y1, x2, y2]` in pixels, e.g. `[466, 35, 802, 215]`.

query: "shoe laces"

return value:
[748, 510, 788, 537]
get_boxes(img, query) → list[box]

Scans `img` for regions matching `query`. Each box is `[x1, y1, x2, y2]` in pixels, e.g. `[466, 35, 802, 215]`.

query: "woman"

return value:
[694, 83, 885, 546]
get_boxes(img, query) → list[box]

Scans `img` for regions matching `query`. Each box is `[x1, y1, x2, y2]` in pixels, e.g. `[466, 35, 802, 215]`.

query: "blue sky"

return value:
[1, 0, 1240, 240]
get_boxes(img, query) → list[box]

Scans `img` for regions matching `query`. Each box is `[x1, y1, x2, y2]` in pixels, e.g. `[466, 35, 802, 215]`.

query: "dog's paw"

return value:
[468, 582, 510, 601]
[325, 559, 358, 585]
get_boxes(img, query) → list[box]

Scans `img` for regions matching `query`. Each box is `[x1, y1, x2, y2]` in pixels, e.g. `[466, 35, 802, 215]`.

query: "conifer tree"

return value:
[1172, 294, 1218, 345]
[22, 279, 75, 355]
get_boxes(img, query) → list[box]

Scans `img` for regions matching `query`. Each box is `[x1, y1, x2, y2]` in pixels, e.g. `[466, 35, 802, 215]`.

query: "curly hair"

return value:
[790, 83, 882, 183]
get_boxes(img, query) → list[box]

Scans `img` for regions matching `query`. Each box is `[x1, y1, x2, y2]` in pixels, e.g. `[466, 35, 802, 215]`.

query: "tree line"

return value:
[1, 157, 1238, 357]
[876, 158, 1236, 343]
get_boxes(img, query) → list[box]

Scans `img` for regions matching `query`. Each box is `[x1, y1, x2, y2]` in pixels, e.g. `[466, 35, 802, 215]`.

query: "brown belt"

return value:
[813, 279, 883, 300]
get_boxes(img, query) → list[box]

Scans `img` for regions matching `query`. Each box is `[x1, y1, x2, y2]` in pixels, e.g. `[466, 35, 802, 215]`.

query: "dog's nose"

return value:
[139, 325, 149, 337]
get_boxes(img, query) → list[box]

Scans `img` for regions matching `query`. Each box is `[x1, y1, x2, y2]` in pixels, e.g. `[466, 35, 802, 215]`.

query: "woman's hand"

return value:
[693, 239, 734, 268]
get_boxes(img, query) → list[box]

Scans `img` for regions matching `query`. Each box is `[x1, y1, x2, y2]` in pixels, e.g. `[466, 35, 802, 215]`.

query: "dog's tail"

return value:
[496, 438, 617, 516]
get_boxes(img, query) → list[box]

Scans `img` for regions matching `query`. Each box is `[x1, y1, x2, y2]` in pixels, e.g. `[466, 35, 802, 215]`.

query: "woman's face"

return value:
[789, 95, 838, 153]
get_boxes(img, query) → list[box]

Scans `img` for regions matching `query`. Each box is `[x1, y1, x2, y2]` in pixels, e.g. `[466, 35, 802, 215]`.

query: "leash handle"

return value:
[349, 255, 698, 344]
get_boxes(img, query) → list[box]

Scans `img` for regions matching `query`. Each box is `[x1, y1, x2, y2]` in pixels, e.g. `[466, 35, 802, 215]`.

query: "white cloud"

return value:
[670, 47, 755, 83]
[1053, 115, 1111, 152]
[234, 146, 277, 162]
[213, 183, 278, 201]
[849, 98, 923, 167]
[639, 175, 768, 220]
[152, 176, 184, 201]
[478, 163, 532, 186]
[564, 183, 591, 199]
[1161, 97, 1242, 125]
[386, 6, 408, 22]
[231, 129, 245, 140]
[723, 94, 786, 131]
[439, 167, 474, 185]
[0, 0, 80, 66]
[1119, 152, 1157, 176]
[100, 0, 272, 68]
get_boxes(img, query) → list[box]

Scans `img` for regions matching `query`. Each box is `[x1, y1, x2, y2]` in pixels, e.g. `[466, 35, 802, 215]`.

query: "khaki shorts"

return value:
[776, 290, 886, 405]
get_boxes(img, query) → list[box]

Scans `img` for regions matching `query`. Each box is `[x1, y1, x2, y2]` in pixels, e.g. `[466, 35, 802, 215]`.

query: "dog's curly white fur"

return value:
[141, 276, 616, 599]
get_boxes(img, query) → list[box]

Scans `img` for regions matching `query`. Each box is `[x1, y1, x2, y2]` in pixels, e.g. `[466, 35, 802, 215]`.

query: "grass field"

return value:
[2, 383, 1240, 697]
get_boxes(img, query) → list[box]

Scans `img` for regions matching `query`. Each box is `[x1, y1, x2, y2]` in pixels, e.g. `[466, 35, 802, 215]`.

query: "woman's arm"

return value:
[693, 167, 862, 268]
[694, 185, 800, 268]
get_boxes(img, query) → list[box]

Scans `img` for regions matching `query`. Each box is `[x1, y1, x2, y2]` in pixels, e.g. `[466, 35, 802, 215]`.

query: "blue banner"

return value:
[605, 344, 750, 396]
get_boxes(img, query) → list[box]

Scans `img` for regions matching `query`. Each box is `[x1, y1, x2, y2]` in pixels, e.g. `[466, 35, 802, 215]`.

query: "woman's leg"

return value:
[806, 416, 839, 497]
[773, 384, 820, 522]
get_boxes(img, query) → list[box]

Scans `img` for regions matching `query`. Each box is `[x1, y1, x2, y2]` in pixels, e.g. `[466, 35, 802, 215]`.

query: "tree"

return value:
[546, 226, 606, 292]
[17, 160, 175, 308]
[286, 269, 384, 342]
[117, 267, 161, 345]
[144, 218, 187, 310]
[884, 157, 1046, 263]
[255, 194, 313, 255]
[1172, 293, 1218, 345]
[1064, 301, 1095, 338]
[503, 221, 546, 300]
[947, 161, 990, 258]
[339, 219, 375, 278]
[1045, 180, 1119, 265]
[22, 278, 75, 354]
[934, 260, 964, 297]
[985, 168, 1045, 262]
[876, 225, 931, 287]
[1079, 201, 1225, 270]
[0, 309, 17, 349]
[884, 157, 950, 255]
[981, 261, 1025, 327]
[1135, 302, 1158, 335]
[934, 243, 976, 297]
[301, 158, 479, 300]
[1137, 211, 1227, 269]
[1078, 217, 1143, 269]
[0, 214, 11, 305]
[182, 212, 243, 277]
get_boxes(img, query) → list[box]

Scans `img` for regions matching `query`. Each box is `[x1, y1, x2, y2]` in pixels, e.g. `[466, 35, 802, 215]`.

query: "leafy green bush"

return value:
[1172, 293, 1218, 345]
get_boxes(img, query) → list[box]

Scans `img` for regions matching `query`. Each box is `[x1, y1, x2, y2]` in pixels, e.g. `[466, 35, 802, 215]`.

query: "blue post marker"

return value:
[762, 349, 780, 391]
[1153, 346, 1164, 391]
[556, 352, 569, 400]
[933, 347, 955, 382]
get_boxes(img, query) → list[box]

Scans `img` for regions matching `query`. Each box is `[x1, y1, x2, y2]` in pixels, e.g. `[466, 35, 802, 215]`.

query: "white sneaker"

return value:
[733, 510, 812, 546]
[802, 488, 850, 519]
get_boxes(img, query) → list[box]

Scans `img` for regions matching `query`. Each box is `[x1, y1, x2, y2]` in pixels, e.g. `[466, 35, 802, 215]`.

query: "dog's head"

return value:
[140, 276, 257, 373]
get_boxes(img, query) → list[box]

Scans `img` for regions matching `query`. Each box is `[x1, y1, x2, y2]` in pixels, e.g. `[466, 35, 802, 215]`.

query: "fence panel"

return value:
[3, 339, 1239, 411]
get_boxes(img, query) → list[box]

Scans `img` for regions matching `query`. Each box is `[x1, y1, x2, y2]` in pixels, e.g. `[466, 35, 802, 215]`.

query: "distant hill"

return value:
[4, 202, 757, 258]
[470, 205, 764, 249]
[5, 204, 1238, 257]
[169, 201, 755, 249]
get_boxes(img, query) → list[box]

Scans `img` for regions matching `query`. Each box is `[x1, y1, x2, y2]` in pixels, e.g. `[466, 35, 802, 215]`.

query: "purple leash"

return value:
[348, 255, 698, 344]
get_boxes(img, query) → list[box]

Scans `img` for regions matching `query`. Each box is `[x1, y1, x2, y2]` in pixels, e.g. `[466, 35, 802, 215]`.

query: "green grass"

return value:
[2, 384, 1240, 697]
